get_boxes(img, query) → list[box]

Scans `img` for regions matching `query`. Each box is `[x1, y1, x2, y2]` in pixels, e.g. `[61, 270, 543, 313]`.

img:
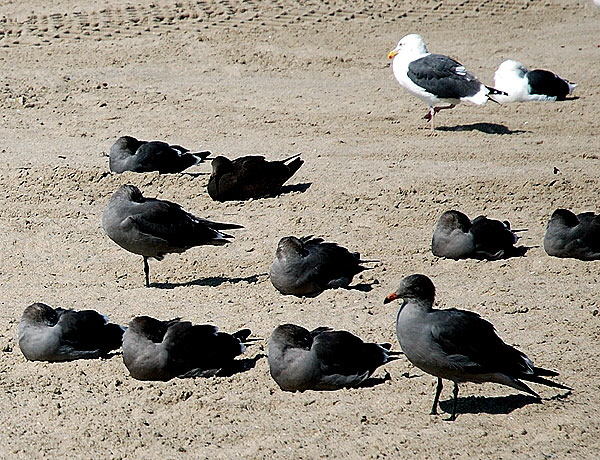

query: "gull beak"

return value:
[388, 50, 398, 60]
[383, 292, 399, 304]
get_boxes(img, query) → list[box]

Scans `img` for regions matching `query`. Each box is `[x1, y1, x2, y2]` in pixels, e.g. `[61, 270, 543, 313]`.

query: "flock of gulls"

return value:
[388, 34, 577, 129]
[17, 34, 595, 421]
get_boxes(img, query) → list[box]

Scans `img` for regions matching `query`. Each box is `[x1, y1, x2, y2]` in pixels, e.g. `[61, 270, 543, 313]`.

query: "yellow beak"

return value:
[388, 50, 398, 60]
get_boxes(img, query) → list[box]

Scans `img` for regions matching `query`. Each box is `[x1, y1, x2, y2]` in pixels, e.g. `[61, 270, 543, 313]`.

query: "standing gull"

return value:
[207, 154, 304, 201]
[122, 316, 251, 381]
[18, 303, 125, 362]
[384, 274, 570, 421]
[543, 209, 600, 260]
[102, 184, 243, 287]
[388, 34, 504, 130]
[269, 236, 371, 296]
[268, 323, 398, 391]
[432, 210, 523, 260]
[109, 135, 211, 174]
[493, 60, 577, 103]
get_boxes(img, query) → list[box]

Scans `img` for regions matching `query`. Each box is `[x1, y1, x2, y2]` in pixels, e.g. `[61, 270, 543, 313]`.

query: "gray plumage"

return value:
[102, 184, 243, 287]
[543, 209, 600, 260]
[269, 236, 369, 296]
[268, 323, 397, 392]
[122, 316, 251, 381]
[109, 135, 210, 174]
[18, 303, 125, 362]
[432, 210, 521, 260]
[207, 154, 304, 201]
[384, 274, 570, 421]
[388, 34, 504, 129]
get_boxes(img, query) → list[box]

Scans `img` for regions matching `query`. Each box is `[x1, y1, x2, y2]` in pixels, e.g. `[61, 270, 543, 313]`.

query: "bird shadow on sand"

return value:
[152, 273, 266, 290]
[357, 371, 394, 389]
[180, 172, 211, 178]
[217, 354, 266, 378]
[501, 245, 533, 259]
[437, 123, 528, 135]
[279, 182, 312, 195]
[347, 282, 377, 293]
[438, 394, 541, 417]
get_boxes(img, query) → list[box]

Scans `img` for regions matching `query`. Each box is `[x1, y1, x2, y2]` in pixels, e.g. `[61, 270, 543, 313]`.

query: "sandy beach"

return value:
[0, 0, 599, 458]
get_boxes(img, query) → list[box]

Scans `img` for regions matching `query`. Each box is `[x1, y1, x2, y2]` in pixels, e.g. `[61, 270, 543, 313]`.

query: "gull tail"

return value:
[190, 150, 212, 163]
[486, 86, 508, 104]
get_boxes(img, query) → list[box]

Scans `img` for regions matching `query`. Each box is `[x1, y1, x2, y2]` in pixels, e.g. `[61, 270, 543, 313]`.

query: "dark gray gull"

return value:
[388, 34, 504, 130]
[432, 210, 523, 260]
[102, 184, 243, 287]
[493, 60, 577, 103]
[122, 316, 251, 381]
[268, 323, 398, 391]
[18, 303, 125, 362]
[109, 135, 211, 174]
[384, 274, 570, 421]
[207, 154, 304, 201]
[543, 209, 600, 260]
[269, 236, 371, 296]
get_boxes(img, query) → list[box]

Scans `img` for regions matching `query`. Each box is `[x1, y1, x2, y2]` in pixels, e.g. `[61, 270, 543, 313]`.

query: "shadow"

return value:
[279, 182, 312, 195]
[152, 273, 266, 289]
[510, 245, 533, 258]
[217, 354, 266, 377]
[359, 371, 393, 389]
[347, 282, 377, 293]
[181, 172, 211, 177]
[468, 245, 533, 261]
[436, 123, 528, 135]
[438, 393, 541, 417]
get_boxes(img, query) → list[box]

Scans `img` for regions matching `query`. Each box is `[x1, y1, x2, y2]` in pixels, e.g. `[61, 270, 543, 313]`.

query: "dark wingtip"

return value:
[233, 328, 252, 342]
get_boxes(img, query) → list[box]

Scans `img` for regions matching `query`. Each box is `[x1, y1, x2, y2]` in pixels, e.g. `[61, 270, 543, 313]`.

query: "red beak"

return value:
[383, 292, 399, 304]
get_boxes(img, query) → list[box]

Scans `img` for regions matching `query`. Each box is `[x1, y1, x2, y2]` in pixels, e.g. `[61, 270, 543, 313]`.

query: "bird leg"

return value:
[446, 381, 460, 422]
[424, 105, 456, 130]
[430, 377, 443, 415]
[143, 256, 150, 288]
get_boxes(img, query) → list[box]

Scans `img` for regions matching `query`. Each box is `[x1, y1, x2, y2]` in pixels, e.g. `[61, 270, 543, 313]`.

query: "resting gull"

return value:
[543, 209, 600, 260]
[384, 274, 571, 421]
[269, 236, 371, 296]
[122, 316, 251, 381]
[102, 184, 243, 287]
[18, 303, 125, 362]
[388, 34, 504, 130]
[109, 135, 211, 174]
[432, 210, 523, 260]
[207, 153, 304, 201]
[493, 60, 577, 103]
[268, 323, 398, 391]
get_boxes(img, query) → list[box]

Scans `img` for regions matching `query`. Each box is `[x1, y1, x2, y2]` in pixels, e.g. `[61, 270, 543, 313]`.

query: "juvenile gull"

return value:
[268, 323, 397, 391]
[493, 60, 577, 103]
[543, 209, 600, 260]
[102, 184, 243, 287]
[269, 236, 370, 296]
[388, 34, 504, 130]
[432, 210, 522, 260]
[18, 303, 125, 362]
[122, 316, 251, 381]
[207, 154, 304, 201]
[384, 274, 570, 421]
[109, 135, 211, 174]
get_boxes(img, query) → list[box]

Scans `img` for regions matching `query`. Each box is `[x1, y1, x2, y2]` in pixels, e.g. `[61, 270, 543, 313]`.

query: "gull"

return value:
[384, 274, 570, 421]
[388, 34, 504, 130]
[102, 184, 242, 287]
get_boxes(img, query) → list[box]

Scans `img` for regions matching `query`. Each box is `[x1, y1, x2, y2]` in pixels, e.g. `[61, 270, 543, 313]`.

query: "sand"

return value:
[0, 0, 599, 458]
